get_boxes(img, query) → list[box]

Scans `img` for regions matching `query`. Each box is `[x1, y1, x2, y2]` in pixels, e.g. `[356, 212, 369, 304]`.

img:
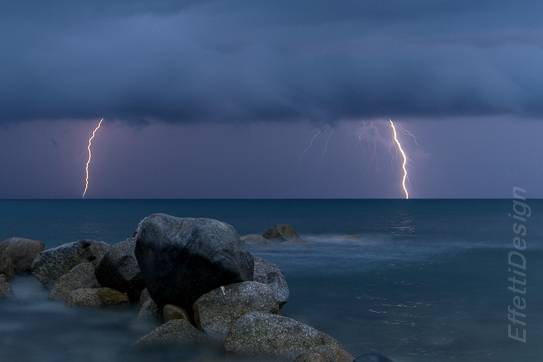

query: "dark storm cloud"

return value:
[1, 0, 543, 124]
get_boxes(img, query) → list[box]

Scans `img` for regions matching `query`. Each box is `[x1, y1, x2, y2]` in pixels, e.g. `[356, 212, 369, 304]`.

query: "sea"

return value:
[0, 199, 541, 362]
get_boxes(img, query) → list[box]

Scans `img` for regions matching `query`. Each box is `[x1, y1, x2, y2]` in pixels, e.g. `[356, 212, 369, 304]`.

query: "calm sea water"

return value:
[0, 200, 541, 361]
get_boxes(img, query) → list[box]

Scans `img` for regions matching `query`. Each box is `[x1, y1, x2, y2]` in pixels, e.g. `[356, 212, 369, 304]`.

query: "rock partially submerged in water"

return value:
[95, 237, 144, 301]
[66, 287, 128, 307]
[224, 312, 353, 362]
[49, 262, 99, 301]
[0, 274, 11, 297]
[31, 240, 110, 287]
[135, 214, 254, 311]
[135, 319, 208, 347]
[262, 224, 302, 242]
[0, 237, 45, 279]
[253, 256, 289, 305]
[193, 281, 279, 340]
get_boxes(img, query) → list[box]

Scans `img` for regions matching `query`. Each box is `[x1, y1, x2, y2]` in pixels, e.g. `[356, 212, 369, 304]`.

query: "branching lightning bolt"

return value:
[82, 118, 104, 198]
[398, 124, 420, 146]
[388, 119, 409, 199]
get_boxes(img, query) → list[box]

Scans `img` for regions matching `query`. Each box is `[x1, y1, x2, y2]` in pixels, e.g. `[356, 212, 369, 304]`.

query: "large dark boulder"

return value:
[31, 240, 110, 288]
[95, 237, 144, 301]
[134, 214, 254, 312]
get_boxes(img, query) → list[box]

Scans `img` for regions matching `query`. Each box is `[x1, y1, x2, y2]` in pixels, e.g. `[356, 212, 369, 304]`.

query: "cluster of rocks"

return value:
[0, 215, 354, 361]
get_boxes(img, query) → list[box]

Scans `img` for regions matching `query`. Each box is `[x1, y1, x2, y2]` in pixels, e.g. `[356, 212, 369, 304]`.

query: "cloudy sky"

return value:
[1, 0, 542, 198]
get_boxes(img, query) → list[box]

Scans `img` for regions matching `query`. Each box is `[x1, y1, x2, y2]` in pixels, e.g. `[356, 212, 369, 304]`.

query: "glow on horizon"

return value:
[389, 119, 410, 199]
[82, 118, 103, 198]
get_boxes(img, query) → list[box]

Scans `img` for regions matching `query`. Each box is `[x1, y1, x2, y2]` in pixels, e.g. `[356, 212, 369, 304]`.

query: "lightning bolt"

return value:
[388, 119, 409, 199]
[322, 128, 335, 157]
[82, 118, 103, 198]
[300, 129, 322, 161]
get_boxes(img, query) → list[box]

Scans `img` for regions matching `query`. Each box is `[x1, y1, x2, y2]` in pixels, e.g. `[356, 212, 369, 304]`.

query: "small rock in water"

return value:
[31, 240, 110, 287]
[66, 287, 128, 307]
[224, 311, 353, 361]
[135, 319, 208, 347]
[0, 237, 45, 275]
[49, 262, 100, 301]
[135, 214, 254, 311]
[253, 256, 289, 305]
[95, 237, 144, 302]
[193, 281, 280, 340]
[262, 224, 302, 242]
[137, 288, 161, 322]
[0, 274, 11, 297]
[163, 304, 190, 322]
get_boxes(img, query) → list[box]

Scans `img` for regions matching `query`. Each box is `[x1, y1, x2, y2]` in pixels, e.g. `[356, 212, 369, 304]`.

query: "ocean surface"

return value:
[0, 200, 541, 362]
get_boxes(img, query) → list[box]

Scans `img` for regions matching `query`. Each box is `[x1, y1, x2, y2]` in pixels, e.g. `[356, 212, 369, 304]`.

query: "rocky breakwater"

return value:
[0, 214, 358, 361]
